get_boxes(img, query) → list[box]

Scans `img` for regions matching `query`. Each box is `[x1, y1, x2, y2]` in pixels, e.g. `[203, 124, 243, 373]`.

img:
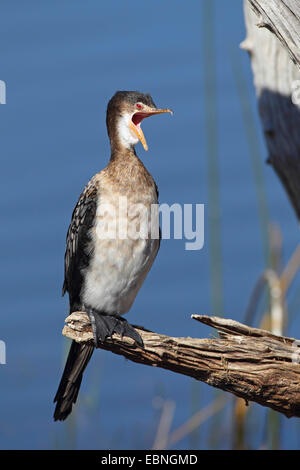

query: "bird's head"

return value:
[106, 91, 173, 152]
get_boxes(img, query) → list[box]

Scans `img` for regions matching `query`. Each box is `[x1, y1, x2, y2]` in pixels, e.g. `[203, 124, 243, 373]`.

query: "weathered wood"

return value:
[246, 0, 300, 68]
[63, 312, 300, 419]
[243, 0, 300, 219]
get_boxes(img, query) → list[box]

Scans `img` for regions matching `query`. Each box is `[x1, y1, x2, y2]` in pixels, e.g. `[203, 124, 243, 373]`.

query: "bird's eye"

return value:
[136, 103, 142, 109]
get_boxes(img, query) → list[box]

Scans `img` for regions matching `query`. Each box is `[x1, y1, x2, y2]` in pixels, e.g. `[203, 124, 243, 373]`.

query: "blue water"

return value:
[1, 0, 300, 449]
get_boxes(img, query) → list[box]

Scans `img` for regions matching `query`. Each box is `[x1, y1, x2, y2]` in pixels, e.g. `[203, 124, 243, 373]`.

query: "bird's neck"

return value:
[106, 145, 154, 192]
[109, 144, 138, 164]
[107, 113, 139, 156]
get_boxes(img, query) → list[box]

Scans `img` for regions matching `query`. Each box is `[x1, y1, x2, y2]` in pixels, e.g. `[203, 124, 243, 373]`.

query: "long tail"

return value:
[53, 340, 94, 421]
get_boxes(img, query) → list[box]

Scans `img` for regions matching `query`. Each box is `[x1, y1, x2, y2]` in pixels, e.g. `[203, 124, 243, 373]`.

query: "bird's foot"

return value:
[86, 309, 143, 347]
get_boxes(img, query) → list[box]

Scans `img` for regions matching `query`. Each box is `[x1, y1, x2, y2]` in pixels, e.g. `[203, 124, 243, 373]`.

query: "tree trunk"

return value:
[243, 0, 300, 219]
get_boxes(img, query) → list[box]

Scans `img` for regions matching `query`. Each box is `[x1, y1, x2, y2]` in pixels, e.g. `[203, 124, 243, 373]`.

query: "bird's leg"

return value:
[86, 308, 143, 347]
[86, 308, 100, 345]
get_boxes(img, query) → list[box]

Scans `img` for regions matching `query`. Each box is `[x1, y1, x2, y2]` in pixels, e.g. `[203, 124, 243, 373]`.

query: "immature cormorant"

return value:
[53, 91, 172, 421]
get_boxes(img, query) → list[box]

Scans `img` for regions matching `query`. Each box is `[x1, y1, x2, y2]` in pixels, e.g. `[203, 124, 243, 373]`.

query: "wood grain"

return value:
[243, 0, 300, 219]
[62, 312, 300, 418]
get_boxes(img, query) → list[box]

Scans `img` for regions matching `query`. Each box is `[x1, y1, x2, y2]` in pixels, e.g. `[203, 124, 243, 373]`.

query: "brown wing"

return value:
[62, 176, 99, 311]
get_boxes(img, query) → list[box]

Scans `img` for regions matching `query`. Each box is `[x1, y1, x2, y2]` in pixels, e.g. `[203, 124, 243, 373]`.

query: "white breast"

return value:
[82, 182, 159, 316]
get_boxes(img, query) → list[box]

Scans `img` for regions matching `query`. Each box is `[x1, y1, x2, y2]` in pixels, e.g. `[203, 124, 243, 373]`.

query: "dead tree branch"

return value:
[63, 312, 300, 419]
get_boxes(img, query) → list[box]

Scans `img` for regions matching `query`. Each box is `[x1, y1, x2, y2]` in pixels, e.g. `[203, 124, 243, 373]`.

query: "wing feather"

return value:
[62, 176, 99, 310]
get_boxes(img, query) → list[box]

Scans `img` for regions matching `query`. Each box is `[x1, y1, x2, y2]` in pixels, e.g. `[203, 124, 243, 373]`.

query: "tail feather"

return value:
[53, 340, 94, 421]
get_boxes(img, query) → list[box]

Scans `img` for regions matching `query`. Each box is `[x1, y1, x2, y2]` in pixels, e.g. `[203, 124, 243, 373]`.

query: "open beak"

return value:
[129, 107, 173, 151]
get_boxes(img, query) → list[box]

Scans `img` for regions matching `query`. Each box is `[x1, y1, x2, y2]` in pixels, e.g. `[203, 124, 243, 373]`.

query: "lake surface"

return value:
[1, 0, 300, 449]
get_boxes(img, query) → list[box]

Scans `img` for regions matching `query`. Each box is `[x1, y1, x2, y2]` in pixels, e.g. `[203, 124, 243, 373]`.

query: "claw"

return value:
[86, 309, 143, 347]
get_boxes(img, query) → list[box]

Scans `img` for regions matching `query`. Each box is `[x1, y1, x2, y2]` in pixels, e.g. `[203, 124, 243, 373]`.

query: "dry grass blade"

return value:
[166, 395, 227, 449]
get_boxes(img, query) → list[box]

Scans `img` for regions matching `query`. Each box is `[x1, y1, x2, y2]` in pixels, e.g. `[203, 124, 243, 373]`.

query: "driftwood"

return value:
[243, 1, 300, 219]
[63, 312, 300, 419]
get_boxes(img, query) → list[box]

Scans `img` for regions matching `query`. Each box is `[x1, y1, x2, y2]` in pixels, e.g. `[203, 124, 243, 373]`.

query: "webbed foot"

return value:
[86, 309, 143, 347]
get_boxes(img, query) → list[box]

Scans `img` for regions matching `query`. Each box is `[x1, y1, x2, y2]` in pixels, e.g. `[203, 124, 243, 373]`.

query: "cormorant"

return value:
[53, 91, 172, 421]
